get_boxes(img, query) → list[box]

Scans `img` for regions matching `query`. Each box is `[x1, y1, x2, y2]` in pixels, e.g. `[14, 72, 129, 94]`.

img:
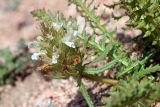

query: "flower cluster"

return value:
[29, 12, 82, 66]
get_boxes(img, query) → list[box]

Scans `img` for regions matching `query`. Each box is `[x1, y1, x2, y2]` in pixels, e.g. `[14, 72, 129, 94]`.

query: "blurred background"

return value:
[0, 0, 70, 49]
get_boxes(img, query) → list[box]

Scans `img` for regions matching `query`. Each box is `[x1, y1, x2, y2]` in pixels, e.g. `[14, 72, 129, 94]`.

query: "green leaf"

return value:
[113, 51, 129, 66]
[88, 43, 113, 65]
[116, 61, 141, 78]
[104, 78, 160, 107]
[89, 38, 105, 52]
[116, 54, 152, 78]
[135, 65, 160, 79]
[31, 9, 54, 22]
[0, 48, 14, 63]
[84, 59, 117, 74]
[144, 31, 151, 37]
[77, 79, 94, 107]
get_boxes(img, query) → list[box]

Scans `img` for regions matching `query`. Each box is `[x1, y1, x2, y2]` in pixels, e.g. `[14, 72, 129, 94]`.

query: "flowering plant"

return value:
[29, 0, 160, 106]
[29, 10, 84, 79]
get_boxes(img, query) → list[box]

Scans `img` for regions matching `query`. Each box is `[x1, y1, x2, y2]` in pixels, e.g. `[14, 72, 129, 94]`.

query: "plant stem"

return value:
[81, 73, 118, 85]
[75, 0, 114, 42]
[77, 79, 94, 107]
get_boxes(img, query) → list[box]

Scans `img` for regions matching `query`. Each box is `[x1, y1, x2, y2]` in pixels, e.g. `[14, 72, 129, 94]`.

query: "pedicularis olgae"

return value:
[29, 0, 160, 106]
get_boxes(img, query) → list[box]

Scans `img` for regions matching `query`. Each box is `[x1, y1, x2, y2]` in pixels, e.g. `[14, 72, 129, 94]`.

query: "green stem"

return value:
[77, 79, 94, 107]
[75, 0, 114, 44]
[81, 73, 118, 85]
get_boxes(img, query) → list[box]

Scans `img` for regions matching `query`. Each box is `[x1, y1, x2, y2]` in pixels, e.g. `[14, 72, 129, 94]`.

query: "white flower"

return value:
[72, 31, 78, 37]
[67, 21, 72, 26]
[31, 51, 53, 64]
[62, 35, 76, 48]
[31, 50, 50, 61]
[77, 16, 85, 33]
[52, 22, 63, 31]
[61, 26, 78, 48]
[51, 46, 60, 64]
[52, 14, 63, 31]
[52, 55, 58, 64]
[63, 41, 75, 48]
[52, 46, 58, 52]
[36, 36, 44, 41]
[28, 41, 39, 49]
[47, 34, 54, 40]
[31, 52, 46, 60]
